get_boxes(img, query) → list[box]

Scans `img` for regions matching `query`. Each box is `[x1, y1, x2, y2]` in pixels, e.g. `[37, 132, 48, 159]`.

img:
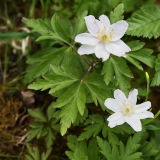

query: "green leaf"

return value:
[28, 109, 47, 122]
[112, 56, 134, 78]
[78, 114, 104, 141]
[97, 133, 142, 160]
[145, 124, 160, 131]
[84, 73, 109, 110]
[25, 47, 68, 82]
[76, 83, 86, 115]
[66, 136, 99, 160]
[53, 83, 79, 108]
[110, 3, 124, 23]
[75, 10, 88, 35]
[127, 49, 155, 68]
[120, 133, 142, 160]
[26, 146, 40, 160]
[25, 155, 34, 160]
[125, 56, 143, 71]
[126, 41, 155, 71]
[74, 149, 88, 160]
[51, 14, 70, 44]
[58, 83, 87, 135]
[151, 54, 160, 86]
[45, 128, 55, 148]
[97, 136, 116, 160]
[66, 135, 88, 159]
[88, 138, 100, 160]
[47, 102, 55, 121]
[101, 58, 114, 85]
[41, 148, 52, 160]
[73, 108, 88, 126]
[0, 32, 29, 40]
[102, 56, 133, 94]
[151, 71, 160, 86]
[22, 17, 54, 34]
[26, 144, 35, 157]
[126, 5, 160, 38]
[26, 128, 43, 142]
[113, 56, 133, 94]
[78, 124, 103, 141]
[28, 66, 78, 95]
[29, 122, 44, 129]
[127, 41, 145, 51]
[36, 33, 69, 44]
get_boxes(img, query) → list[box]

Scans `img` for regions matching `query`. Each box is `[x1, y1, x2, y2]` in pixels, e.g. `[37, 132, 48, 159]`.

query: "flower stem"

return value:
[80, 61, 101, 82]
[145, 72, 150, 101]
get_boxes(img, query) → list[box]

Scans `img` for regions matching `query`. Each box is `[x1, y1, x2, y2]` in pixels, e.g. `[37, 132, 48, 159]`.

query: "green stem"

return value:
[145, 72, 150, 101]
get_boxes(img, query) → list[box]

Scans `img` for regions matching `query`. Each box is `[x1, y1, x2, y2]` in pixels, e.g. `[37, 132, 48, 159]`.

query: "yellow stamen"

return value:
[97, 27, 114, 42]
[121, 100, 134, 115]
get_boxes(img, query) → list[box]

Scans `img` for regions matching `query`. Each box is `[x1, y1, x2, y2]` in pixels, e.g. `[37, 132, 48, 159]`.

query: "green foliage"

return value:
[27, 104, 60, 148]
[102, 56, 133, 94]
[126, 41, 155, 69]
[127, 5, 160, 38]
[78, 114, 134, 143]
[21, 2, 160, 159]
[22, 18, 54, 35]
[110, 3, 124, 23]
[66, 135, 100, 160]
[25, 144, 52, 160]
[97, 133, 142, 160]
[75, 10, 88, 36]
[151, 54, 160, 86]
[0, 32, 29, 40]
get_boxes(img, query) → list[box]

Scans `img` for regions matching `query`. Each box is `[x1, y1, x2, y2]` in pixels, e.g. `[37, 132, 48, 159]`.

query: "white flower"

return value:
[104, 89, 154, 132]
[75, 15, 131, 61]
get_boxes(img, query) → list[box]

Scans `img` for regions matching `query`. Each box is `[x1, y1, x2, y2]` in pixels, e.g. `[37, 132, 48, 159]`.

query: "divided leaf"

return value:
[51, 14, 70, 44]
[126, 5, 160, 38]
[53, 83, 87, 135]
[102, 56, 133, 94]
[97, 133, 142, 160]
[126, 40, 155, 73]
[84, 73, 109, 110]
[110, 3, 124, 23]
[22, 18, 54, 35]
[66, 136, 100, 160]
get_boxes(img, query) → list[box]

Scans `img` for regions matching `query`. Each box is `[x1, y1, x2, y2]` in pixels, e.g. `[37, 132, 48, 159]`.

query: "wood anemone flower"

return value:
[75, 15, 131, 61]
[104, 89, 154, 132]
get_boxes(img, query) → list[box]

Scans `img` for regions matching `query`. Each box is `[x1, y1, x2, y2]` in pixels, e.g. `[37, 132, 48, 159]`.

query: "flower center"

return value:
[97, 27, 114, 42]
[121, 100, 134, 115]
[102, 35, 107, 41]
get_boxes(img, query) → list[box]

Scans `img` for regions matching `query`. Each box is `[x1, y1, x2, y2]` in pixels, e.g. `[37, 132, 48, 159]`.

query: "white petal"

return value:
[108, 116, 125, 128]
[128, 89, 138, 106]
[136, 111, 154, 119]
[104, 98, 121, 112]
[95, 43, 110, 61]
[99, 15, 110, 28]
[77, 45, 95, 55]
[114, 40, 131, 52]
[111, 20, 128, 41]
[114, 89, 126, 103]
[105, 40, 131, 57]
[107, 112, 123, 121]
[75, 33, 99, 45]
[125, 115, 142, 132]
[134, 101, 151, 113]
[84, 15, 103, 37]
